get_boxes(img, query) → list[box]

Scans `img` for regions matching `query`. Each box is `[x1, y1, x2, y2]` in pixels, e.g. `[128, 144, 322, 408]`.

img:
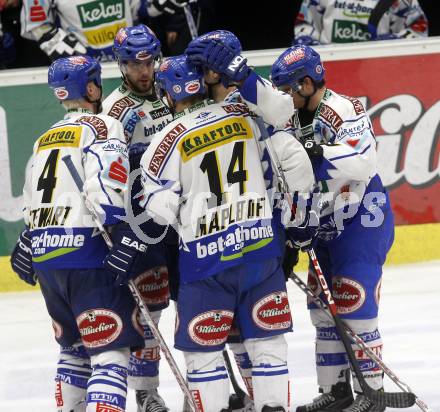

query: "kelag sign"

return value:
[0, 41, 439, 256]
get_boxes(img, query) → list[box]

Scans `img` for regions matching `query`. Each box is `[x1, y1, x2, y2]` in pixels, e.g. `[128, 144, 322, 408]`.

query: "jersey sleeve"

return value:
[316, 113, 377, 182]
[238, 71, 295, 129]
[270, 130, 315, 193]
[294, 0, 324, 44]
[389, 0, 428, 39]
[20, 0, 54, 40]
[139, 133, 182, 227]
[81, 117, 130, 226]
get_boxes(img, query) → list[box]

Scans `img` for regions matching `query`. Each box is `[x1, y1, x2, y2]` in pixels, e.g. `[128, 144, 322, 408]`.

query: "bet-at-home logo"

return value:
[332, 20, 371, 43]
[78, 0, 125, 28]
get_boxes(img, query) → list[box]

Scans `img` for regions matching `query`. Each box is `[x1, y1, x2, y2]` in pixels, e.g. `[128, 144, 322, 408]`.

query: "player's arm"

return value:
[304, 114, 377, 182]
[82, 118, 129, 225]
[139, 137, 182, 228]
[293, 0, 323, 46]
[20, 0, 86, 60]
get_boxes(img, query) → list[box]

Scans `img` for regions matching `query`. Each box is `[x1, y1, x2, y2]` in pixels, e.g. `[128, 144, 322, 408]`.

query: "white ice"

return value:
[1, 261, 439, 411]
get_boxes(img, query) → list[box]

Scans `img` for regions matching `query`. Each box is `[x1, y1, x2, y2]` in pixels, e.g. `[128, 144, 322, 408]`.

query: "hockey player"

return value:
[294, 0, 428, 45]
[9, 55, 166, 411]
[20, 0, 189, 61]
[101, 24, 173, 412]
[270, 45, 395, 412]
[140, 53, 315, 412]
[185, 29, 316, 412]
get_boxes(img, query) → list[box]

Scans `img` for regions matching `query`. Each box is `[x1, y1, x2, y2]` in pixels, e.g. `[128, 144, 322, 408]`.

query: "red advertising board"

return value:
[325, 54, 440, 225]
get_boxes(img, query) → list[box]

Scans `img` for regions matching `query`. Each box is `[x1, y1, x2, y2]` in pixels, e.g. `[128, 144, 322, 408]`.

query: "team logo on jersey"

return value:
[52, 319, 63, 339]
[108, 157, 128, 184]
[188, 310, 234, 346]
[333, 277, 366, 314]
[134, 266, 170, 306]
[184, 80, 201, 94]
[252, 292, 291, 331]
[77, 309, 123, 348]
[54, 87, 69, 100]
[284, 48, 305, 65]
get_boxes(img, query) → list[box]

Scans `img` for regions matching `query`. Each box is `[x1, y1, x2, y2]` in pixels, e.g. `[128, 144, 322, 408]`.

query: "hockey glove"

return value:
[103, 223, 147, 285]
[10, 229, 37, 286]
[38, 27, 87, 61]
[186, 39, 251, 85]
[293, 35, 319, 46]
[149, 0, 188, 15]
[282, 240, 299, 281]
[303, 139, 323, 158]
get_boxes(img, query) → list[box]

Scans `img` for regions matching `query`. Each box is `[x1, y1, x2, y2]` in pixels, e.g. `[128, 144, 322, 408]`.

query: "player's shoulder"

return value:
[102, 85, 139, 119]
[319, 88, 365, 123]
[76, 113, 124, 141]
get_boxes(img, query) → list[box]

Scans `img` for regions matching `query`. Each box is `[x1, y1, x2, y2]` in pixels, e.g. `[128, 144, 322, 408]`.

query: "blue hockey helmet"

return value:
[155, 55, 205, 102]
[48, 55, 101, 100]
[194, 29, 242, 54]
[113, 24, 161, 62]
[271, 45, 325, 91]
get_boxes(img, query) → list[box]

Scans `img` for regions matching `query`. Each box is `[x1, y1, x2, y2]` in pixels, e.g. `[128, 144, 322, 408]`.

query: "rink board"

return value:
[1, 222, 440, 292]
[1, 38, 440, 291]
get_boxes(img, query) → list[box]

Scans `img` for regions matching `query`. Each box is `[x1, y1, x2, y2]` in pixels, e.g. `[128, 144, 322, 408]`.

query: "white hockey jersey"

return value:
[140, 99, 314, 282]
[23, 109, 129, 269]
[21, 0, 140, 57]
[102, 83, 173, 146]
[296, 88, 387, 240]
[295, 0, 428, 44]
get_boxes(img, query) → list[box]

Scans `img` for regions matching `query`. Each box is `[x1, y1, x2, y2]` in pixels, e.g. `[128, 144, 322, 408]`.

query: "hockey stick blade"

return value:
[288, 271, 427, 411]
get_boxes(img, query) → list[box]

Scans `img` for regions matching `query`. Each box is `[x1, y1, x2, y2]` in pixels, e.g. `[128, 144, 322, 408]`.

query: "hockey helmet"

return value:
[271, 45, 325, 91]
[191, 29, 242, 54]
[155, 55, 205, 102]
[113, 24, 161, 62]
[48, 55, 101, 100]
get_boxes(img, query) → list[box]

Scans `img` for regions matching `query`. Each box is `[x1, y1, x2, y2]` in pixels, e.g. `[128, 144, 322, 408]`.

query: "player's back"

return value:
[25, 111, 129, 270]
[143, 100, 282, 282]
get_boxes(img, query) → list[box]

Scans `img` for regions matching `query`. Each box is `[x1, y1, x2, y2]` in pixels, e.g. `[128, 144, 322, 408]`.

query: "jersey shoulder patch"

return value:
[221, 102, 250, 116]
[77, 115, 108, 140]
[107, 96, 136, 120]
[148, 123, 187, 176]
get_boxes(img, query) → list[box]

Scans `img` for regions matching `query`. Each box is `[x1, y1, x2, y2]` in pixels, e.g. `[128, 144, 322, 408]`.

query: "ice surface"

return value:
[1, 261, 439, 411]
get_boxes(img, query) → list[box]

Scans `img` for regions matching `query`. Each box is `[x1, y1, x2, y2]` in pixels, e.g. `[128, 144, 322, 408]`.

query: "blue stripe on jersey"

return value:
[316, 352, 348, 366]
[328, 144, 371, 162]
[86, 147, 113, 205]
[316, 327, 341, 341]
[252, 368, 288, 377]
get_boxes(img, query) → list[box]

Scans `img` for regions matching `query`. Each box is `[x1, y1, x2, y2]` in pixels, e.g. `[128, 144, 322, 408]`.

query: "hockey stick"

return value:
[222, 349, 253, 407]
[367, 0, 396, 39]
[183, 3, 198, 40]
[288, 270, 430, 412]
[61, 155, 198, 412]
[254, 117, 416, 408]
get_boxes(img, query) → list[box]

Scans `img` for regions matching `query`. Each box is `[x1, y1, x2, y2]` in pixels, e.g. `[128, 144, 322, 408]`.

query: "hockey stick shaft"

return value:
[62, 155, 197, 412]
[289, 270, 430, 412]
[254, 117, 415, 408]
[183, 4, 198, 40]
[222, 349, 252, 402]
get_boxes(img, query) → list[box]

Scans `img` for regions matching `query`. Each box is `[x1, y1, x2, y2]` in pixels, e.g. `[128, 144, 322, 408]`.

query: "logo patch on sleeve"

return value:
[332, 276, 366, 314]
[252, 292, 291, 331]
[78, 115, 108, 140]
[188, 310, 234, 346]
[77, 309, 123, 348]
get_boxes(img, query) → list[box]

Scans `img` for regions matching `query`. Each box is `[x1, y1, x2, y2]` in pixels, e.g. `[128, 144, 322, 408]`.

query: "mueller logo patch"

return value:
[134, 266, 170, 305]
[184, 80, 201, 94]
[319, 104, 343, 132]
[108, 96, 135, 119]
[136, 50, 151, 60]
[283, 48, 305, 65]
[188, 310, 234, 346]
[149, 106, 171, 120]
[54, 87, 69, 100]
[252, 292, 291, 331]
[148, 123, 187, 175]
[78, 115, 108, 140]
[77, 309, 122, 348]
[332, 277, 366, 314]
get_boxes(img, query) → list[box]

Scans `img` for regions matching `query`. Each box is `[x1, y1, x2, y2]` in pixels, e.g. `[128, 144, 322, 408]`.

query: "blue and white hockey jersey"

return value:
[23, 109, 129, 269]
[140, 100, 314, 282]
